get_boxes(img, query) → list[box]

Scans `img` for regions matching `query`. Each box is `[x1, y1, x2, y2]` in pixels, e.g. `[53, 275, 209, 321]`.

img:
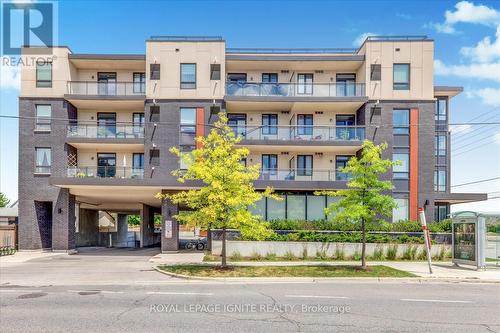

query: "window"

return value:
[336, 73, 356, 96]
[335, 155, 352, 180]
[287, 195, 306, 220]
[133, 73, 145, 93]
[227, 73, 247, 83]
[262, 114, 278, 135]
[133, 113, 145, 128]
[297, 73, 313, 94]
[35, 148, 51, 173]
[150, 106, 160, 122]
[267, 195, 286, 220]
[36, 62, 52, 87]
[262, 154, 278, 175]
[228, 113, 247, 137]
[393, 64, 410, 90]
[434, 168, 447, 192]
[132, 153, 144, 178]
[97, 153, 116, 178]
[97, 72, 117, 95]
[180, 108, 197, 145]
[435, 134, 447, 156]
[35, 105, 51, 131]
[435, 98, 447, 121]
[180, 63, 196, 89]
[150, 64, 160, 80]
[370, 64, 381, 81]
[393, 153, 409, 179]
[297, 114, 313, 135]
[150, 149, 160, 166]
[336, 114, 356, 140]
[297, 155, 313, 176]
[179, 145, 195, 170]
[435, 203, 449, 222]
[393, 109, 409, 134]
[307, 195, 326, 220]
[97, 113, 116, 138]
[262, 73, 278, 83]
[392, 198, 409, 222]
[210, 64, 221, 80]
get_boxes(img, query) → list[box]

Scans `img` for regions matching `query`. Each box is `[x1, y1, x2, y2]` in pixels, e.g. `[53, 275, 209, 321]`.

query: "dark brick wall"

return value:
[18, 98, 76, 250]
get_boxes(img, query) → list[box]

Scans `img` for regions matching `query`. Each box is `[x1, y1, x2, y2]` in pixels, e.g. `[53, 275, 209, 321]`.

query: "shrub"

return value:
[264, 252, 277, 261]
[334, 245, 345, 260]
[127, 215, 141, 226]
[283, 251, 296, 261]
[302, 247, 308, 260]
[315, 250, 328, 260]
[386, 244, 398, 260]
[402, 245, 418, 260]
[417, 248, 428, 260]
[230, 250, 242, 261]
[352, 250, 362, 261]
[249, 252, 263, 261]
[372, 246, 385, 261]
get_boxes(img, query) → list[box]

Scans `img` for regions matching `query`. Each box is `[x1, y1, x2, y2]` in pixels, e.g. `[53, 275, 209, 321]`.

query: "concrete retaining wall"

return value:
[211, 240, 450, 258]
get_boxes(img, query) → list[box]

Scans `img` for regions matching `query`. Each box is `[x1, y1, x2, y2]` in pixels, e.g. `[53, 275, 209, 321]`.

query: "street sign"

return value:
[164, 220, 172, 238]
[418, 207, 433, 274]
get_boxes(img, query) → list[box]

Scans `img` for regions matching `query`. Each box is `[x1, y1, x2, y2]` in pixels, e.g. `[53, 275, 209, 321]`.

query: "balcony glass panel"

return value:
[226, 82, 365, 97]
[67, 167, 144, 179]
[67, 124, 144, 139]
[67, 81, 146, 96]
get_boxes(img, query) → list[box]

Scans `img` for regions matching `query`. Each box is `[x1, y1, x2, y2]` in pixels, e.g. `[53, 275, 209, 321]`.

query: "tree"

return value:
[318, 140, 397, 269]
[0, 192, 10, 208]
[157, 113, 277, 268]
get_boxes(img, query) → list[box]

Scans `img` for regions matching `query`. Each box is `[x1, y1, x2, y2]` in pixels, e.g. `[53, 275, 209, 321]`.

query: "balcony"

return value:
[67, 167, 144, 179]
[226, 82, 365, 98]
[232, 125, 365, 145]
[258, 169, 351, 181]
[65, 81, 146, 109]
[67, 124, 144, 139]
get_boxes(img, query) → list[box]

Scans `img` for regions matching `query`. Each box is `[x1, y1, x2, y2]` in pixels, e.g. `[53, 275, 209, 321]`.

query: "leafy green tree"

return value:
[157, 113, 277, 267]
[318, 140, 397, 269]
[127, 215, 141, 226]
[0, 192, 10, 208]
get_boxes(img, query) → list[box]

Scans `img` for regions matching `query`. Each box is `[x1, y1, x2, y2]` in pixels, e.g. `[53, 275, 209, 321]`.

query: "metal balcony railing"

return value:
[226, 82, 365, 98]
[67, 124, 144, 139]
[231, 125, 365, 142]
[67, 167, 144, 179]
[67, 81, 146, 96]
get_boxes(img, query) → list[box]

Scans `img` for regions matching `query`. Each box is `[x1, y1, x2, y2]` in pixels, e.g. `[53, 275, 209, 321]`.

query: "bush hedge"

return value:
[253, 231, 427, 244]
[266, 218, 452, 233]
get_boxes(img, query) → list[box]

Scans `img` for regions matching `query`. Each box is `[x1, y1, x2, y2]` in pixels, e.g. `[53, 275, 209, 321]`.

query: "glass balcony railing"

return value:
[67, 124, 144, 139]
[67, 167, 144, 179]
[258, 169, 339, 181]
[230, 125, 365, 142]
[67, 81, 146, 96]
[226, 82, 365, 97]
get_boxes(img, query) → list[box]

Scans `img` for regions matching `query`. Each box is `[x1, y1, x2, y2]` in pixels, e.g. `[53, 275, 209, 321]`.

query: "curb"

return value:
[153, 266, 500, 284]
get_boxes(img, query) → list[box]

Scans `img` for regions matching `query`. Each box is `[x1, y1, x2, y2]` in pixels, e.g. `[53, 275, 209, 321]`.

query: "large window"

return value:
[435, 134, 447, 156]
[297, 155, 313, 176]
[35, 148, 51, 174]
[287, 195, 306, 220]
[262, 154, 278, 175]
[179, 145, 195, 170]
[307, 195, 326, 220]
[393, 64, 410, 90]
[434, 168, 447, 192]
[180, 108, 197, 165]
[393, 153, 409, 179]
[36, 62, 52, 87]
[262, 114, 278, 135]
[335, 155, 352, 180]
[393, 109, 410, 134]
[133, 72, 146, 93]
[132, 153, 144, 178]
[266, 195, 286, 220]
[435, 98, 447, 121]
[35, 105, 51, 131]
[180, 63, 196, 89]
[297, 114, 313, 135]
[435, 203, 449, 222]
[262, 73, 278, 83]
[297, 73, 313, 95]
[392, 198, 409, 222]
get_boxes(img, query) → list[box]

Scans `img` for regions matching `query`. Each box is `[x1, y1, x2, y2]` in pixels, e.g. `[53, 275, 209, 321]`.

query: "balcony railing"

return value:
[67, 124, 144, 139]
[226, 82, 365, 98]
[67, 167, 144, 179]
[258, 169, 351, 182]
[67, 81, 146, 96]
[231, 125, 364, 142]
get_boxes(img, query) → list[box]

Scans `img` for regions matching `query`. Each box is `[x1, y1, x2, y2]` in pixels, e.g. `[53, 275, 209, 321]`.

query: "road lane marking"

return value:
[400, 298, 472, 303]
[67, 290, 124, 294]
[285, 295, 349, 299]
[0, 289, 42, 293]
[146, 291, 214, 296]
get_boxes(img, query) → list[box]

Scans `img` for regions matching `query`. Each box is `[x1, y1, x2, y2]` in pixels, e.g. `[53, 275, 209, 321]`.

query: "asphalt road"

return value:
[1, 248, 499, 332]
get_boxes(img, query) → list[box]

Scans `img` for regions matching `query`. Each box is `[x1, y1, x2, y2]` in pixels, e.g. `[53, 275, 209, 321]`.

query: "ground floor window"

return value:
[250, 193, 329, 221]
[434, 203, 450, 222]
[392, 198, 409, 222]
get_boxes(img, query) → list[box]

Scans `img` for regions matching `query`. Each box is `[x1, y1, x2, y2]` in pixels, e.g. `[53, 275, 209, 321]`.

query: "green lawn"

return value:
[158, 264, 416, 278]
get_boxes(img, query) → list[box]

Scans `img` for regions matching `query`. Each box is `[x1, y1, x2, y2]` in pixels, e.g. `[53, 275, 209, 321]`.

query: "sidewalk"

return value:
[151, 254, 500, 281]
[0, 251, 66, 267]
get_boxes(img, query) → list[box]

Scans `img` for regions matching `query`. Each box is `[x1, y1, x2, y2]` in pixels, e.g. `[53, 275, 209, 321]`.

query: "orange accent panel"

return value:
[195, 107, 204, 149]
[409, 108, 419, 221]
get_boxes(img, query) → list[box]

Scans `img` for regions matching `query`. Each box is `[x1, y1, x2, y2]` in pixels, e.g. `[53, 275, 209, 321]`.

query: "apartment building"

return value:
[18, 36, 486, 252]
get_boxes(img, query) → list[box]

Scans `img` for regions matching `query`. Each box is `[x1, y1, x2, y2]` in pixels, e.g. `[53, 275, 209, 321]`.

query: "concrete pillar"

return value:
[113, 214, 129, 247]
[75, 208, 99, 247]
[140, 204, 155, 247]
[161, 194, 179, 252]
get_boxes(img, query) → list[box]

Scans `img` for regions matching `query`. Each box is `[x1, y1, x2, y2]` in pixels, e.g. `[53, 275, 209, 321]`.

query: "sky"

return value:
[0, 0, 499, 212]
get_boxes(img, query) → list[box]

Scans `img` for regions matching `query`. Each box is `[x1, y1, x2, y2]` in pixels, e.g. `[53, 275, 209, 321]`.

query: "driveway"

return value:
[0, 247, 175, 287]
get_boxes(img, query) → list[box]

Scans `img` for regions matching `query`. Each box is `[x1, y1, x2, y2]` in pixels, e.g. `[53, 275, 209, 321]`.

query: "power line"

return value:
[451, 177, 500, 188]
[451, 107, 500, 136]
[452, 132, 499, 152]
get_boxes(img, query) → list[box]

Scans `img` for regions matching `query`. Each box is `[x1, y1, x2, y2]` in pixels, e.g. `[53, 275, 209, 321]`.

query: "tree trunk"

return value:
[206, 227, 212, 251]
[361, 218, 367, 269]
[221, 227, 227, 268]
